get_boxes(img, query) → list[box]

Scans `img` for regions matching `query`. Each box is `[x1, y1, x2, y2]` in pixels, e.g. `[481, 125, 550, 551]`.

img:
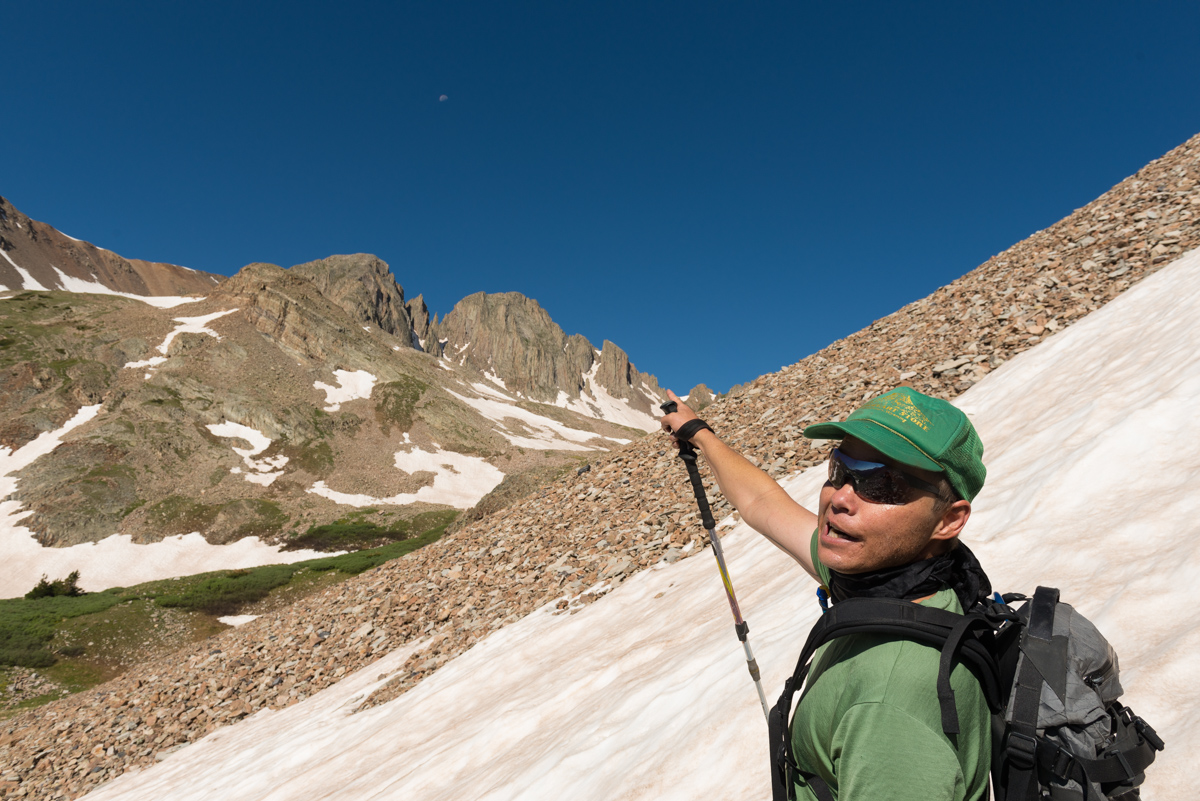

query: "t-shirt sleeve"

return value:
[810, 527, 831, 586]
[830, 702, 966, 801]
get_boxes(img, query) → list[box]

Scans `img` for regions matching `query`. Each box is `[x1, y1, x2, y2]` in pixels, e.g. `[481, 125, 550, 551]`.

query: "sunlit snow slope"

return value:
[85, 249, 1200, 800]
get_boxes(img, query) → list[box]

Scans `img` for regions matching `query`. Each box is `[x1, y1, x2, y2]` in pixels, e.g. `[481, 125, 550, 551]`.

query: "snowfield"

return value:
[554, 360, 661, 433]
[314, 370, 378, 411]
[0, 246, 204, 307]
[83, 247, 1200, 800]
[124, 308, 238, 376]
[0, 407, 331, 598]
[207, 422, 290, 487]
[308, 445, 505, 510]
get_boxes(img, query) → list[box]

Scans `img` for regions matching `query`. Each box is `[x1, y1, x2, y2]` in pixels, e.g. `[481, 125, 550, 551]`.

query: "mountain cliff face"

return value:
[415, 291, 664, 418]
[290, 254, 416, 340]
[0, 196, 222, 297]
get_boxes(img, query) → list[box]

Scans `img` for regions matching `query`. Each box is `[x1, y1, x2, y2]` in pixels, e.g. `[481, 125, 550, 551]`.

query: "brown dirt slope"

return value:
[2, 133, 1197, 800]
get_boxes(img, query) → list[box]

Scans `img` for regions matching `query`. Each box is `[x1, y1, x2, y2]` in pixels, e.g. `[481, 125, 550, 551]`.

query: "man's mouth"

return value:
[825, 522, 861, 542]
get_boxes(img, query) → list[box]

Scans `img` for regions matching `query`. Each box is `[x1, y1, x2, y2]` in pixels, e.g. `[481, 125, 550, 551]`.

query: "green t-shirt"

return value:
[790, 532, 991, 801]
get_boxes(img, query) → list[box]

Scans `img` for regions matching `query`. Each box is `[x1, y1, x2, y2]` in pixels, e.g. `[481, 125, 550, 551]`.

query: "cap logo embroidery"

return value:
[861, 392, 931, 431]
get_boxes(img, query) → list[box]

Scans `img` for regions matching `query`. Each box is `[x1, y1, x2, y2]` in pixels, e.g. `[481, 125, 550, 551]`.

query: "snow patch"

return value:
[445, 388, 609, 451]
[313, 370, 377, 412]
[124, 309, 238, 375]
[207, 422, 288, 486]
[218, 615, 259, 627]
[307, 446, 504, 509]
[0, 248, 50, 291]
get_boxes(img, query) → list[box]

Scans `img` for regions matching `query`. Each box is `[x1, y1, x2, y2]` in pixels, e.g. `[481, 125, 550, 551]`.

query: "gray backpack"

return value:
[769, 586, 1164, 801]
[997, 586, 1163, 800]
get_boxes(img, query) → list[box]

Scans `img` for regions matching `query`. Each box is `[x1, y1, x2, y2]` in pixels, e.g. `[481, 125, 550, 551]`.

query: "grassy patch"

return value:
[154, 565, 300, 616]
[374, 376, 428, 435]
[143, 495, 221, 537]
[0, 591, 126, 668]
[285, 509, 456, 551]
[0, 509, 455, 676]
[301, 525, 451, 573]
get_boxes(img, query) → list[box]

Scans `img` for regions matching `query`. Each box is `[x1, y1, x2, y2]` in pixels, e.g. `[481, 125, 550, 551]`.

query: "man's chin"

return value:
[816, 542, 871, 575]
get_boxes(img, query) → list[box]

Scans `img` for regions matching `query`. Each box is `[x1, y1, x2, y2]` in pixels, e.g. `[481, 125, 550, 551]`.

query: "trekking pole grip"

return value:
[660, 400, 717, 530]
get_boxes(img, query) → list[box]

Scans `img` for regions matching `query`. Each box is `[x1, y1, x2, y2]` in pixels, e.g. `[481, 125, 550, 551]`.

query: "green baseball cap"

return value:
[803, 388, 986, 501]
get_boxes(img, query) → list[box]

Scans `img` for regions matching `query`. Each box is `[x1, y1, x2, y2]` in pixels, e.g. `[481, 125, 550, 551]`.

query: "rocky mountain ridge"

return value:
[2, 131, 1198, 800]
[0, 249, 663, 569]
[412, 290, 665, 418]
[0, 192, 668, 437]
[0, 197, 222, 298]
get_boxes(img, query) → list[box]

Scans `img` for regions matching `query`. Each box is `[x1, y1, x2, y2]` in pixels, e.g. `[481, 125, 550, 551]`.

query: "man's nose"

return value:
[828, 479, 859, 512]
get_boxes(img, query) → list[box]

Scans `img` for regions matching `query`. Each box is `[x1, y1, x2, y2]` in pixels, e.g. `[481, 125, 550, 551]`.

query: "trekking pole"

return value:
[661, 400, 770, 723]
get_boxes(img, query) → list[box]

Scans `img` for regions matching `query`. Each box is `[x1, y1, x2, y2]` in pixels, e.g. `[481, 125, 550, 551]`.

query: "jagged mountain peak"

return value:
[422, 291, 662, 419]
[290, 254, 415, 340]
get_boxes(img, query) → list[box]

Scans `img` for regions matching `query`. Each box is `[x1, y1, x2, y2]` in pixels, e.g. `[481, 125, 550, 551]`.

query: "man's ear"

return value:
[931, 500, 971, 542]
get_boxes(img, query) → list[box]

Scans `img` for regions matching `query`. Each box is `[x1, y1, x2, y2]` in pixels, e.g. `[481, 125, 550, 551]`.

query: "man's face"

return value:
[816, 436, 954, 575]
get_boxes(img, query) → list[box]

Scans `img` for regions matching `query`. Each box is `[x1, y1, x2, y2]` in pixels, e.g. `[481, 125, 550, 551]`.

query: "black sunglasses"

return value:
[828, 448, 947, 505]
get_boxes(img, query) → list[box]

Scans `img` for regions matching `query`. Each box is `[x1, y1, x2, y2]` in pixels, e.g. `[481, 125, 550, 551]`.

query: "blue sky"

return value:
[4, 2, 1199, 394]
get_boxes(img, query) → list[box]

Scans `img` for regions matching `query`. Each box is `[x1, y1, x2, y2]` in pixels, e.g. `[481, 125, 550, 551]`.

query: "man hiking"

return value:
[661, 386, 992, 801]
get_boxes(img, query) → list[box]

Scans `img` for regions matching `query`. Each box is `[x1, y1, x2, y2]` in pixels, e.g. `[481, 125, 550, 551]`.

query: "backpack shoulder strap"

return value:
[998, 586, 1059, 801]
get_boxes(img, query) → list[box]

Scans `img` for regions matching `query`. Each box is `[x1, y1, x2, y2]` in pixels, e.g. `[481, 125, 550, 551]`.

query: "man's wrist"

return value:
[675, 418, 714, 443]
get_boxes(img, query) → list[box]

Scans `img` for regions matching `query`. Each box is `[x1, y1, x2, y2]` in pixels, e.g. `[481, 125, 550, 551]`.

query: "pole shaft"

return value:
[661, 400, 768, 723]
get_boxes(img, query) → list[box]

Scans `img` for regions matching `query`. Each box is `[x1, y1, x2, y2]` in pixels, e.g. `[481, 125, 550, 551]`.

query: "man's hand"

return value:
[660, 389, 700, 448]
[658, 389, 819, 579]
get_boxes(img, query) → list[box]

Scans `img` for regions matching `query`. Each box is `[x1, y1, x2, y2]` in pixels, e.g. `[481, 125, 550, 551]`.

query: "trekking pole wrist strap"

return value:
[675, 419, 714, 443]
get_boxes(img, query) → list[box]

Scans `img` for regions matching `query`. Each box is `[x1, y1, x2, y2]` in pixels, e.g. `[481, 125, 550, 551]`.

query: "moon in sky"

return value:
[439, 95, 448, 102]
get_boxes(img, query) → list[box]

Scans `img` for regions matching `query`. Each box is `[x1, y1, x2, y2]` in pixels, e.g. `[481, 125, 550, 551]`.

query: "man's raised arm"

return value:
[660, 390, 820, 581]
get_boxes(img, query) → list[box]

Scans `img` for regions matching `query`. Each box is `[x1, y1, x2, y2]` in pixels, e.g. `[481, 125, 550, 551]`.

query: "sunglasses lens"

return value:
[828, 449, 910, 504]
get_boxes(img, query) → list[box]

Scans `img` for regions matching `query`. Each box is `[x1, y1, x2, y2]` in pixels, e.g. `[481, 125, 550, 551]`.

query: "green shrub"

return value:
[25, 570, 84, 599]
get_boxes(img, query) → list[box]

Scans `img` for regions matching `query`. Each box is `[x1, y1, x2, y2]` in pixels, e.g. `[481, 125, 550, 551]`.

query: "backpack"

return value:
[768, 586, 1164, 801]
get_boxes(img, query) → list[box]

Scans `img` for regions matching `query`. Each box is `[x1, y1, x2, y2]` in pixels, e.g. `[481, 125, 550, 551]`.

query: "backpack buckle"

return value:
[1005, 732, 1038, 770]
[1044, 743, 1075, 781]
[1133, 716, 1165, 752]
